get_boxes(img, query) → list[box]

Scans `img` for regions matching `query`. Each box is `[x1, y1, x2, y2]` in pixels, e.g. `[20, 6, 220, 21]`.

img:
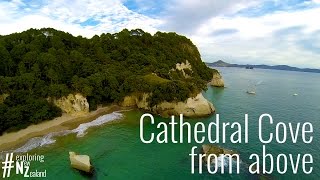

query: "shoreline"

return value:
[0, 104, 129, 152]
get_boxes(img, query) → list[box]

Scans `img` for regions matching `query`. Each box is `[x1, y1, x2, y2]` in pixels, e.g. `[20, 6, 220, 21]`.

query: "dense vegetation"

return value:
[0, 28, 213, 134]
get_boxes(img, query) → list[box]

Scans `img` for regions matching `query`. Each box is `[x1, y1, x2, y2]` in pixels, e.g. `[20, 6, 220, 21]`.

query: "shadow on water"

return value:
[211, 87, 225, 101]
[74, 168, 97, 180]
[75, 165, 110, 180]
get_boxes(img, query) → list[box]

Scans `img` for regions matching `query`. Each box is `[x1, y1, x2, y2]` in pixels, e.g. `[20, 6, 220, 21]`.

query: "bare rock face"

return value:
[69, 152, 92, 173]
[201, 144, 238, 165]
[121, 96, 137, 107]
[210, 72, 225, 87]
[202, 144, 238, 156]
[153, 93, 215, 117]
[175, 60, 192, 78]
[49, 94, 89, 116]
[121, 93, 215, 118]
[0, 94, 9, 104]
[120, 60, 215, 117]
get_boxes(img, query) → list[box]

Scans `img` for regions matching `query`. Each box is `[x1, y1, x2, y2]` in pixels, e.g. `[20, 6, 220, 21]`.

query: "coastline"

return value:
[0, 104, 128, 152]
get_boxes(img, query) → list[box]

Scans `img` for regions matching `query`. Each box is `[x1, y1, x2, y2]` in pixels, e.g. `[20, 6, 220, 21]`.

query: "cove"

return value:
[139, 113, 249, 144]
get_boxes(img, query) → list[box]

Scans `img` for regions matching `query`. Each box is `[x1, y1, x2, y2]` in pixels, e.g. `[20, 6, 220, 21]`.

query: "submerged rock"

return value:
[121, 93, 215, 117]
[201, 144, 238, 164]
[210, 72, 225, 87]
[69, 152, 92, 173]
[202, 144, 224, 155]
[202, 144, 238, 156]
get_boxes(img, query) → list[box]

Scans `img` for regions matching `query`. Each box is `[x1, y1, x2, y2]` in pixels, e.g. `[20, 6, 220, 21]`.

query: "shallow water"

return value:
[5, 67, 320, 179]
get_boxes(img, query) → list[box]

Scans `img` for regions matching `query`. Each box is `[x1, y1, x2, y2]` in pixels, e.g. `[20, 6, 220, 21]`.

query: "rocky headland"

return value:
[210, 72, 225, 87]
[121, 92, 215, 118]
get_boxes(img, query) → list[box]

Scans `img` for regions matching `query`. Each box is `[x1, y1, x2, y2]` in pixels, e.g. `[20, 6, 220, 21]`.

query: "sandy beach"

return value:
[0, 105, 127, 152]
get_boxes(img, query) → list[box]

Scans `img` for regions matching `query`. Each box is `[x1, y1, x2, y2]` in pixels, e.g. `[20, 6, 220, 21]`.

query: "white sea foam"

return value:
[12, 130, 75, 153]
[216, 155, 229, 167]
[3, 112, 123, 153]
[210, 154, 240, 172]
[72, 112, 123, 137]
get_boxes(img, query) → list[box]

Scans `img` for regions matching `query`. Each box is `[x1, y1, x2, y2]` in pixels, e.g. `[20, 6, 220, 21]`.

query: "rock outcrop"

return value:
[202, 144, 238, 156]
[121, 60, 215, 117]
[48, 94, 89, 116]
[121, 95, 137, 107]
[69, 152, 92, 173]
[210, 72, 224, 87]
[201, 144, 238, 164]
[175, 60, 192, 78]
[0, 94, 9, 104]
[121, 93, 215, 117]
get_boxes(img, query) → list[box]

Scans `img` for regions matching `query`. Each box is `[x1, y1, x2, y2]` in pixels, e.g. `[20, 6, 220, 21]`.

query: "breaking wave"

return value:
[72, 112, 123, 137]
[3, 112, 123, 153]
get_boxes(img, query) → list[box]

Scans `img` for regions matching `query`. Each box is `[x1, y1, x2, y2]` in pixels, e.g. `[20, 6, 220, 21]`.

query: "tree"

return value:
[22, 51, 38, 70]
[0, 45, 15, 76]
[0, 27, 214, 133]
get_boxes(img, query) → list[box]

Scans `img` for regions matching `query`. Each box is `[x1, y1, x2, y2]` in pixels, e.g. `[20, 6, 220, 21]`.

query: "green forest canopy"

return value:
[0, 28, 214, 134]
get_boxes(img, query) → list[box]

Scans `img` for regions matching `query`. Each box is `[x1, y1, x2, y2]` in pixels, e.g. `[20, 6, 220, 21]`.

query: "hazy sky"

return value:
[1, 0, 320, 68]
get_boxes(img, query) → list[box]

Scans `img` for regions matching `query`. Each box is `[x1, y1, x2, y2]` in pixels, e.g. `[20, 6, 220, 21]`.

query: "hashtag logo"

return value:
[2, 153, 14, 178]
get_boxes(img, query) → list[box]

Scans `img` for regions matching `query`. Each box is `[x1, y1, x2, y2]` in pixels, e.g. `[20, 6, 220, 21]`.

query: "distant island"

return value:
[206, 60, 320, 73]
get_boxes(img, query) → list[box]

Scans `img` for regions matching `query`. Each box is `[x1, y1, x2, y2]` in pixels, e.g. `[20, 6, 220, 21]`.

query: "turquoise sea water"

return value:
[5, 67, 320, 179]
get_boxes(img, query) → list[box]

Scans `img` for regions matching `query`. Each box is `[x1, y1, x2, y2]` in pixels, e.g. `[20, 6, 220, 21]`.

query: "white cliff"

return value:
[121, 93, 215, 117]
[48, 94, 89, 116]
[210, 72, 225, 87]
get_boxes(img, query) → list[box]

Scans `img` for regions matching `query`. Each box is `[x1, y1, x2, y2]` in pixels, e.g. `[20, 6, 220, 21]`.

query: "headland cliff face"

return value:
[121, 93, 215, 118]
[0, 94, 9, 104]
[0, 28, 221, 133]
[48, 94, 89, 116]
[119, 63, 226, 118]
[120, 61, 219, 118]
[210, 72, 225, 87]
